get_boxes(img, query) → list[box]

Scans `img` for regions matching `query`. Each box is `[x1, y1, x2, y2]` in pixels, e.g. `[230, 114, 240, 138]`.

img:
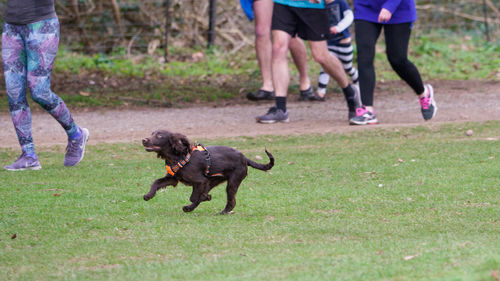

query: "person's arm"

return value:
[378, 0, 403, 22]
[381, 0, 403, 14]
[378, 8, 392, 22]
[333, 9, 353, 33]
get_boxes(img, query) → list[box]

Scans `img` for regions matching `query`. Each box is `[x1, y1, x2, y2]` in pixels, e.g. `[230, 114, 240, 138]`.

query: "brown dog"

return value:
[142, 130, 274, 214]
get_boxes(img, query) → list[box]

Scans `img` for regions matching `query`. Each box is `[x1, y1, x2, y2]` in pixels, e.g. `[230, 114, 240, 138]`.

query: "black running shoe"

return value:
[247, 89, 275, 101]
[299, 87, 325, 101]
[298, 87, 315, 101]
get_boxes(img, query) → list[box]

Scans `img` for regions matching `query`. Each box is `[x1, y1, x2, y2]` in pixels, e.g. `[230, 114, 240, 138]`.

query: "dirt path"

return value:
[1, 80, 499, 149]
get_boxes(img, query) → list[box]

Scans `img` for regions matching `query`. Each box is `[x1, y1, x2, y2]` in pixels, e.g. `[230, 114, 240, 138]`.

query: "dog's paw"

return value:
[219, 210, 234, 215]
[182, 205, 194, 212]
[143, 194, 152, 201]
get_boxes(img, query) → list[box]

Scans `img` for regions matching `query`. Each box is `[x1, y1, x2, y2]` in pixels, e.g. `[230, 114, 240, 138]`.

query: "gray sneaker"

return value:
[4, 152, 41, 171]
[64, 128, 89, 167]
[256, 107, 290, 124]
[349, 106, 378, 125]
[420, 84, 437, 121]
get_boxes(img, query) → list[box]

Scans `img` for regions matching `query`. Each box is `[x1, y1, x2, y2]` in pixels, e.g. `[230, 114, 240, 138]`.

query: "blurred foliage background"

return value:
[0, 0, 498, 109]
[0, 0, 498, 56]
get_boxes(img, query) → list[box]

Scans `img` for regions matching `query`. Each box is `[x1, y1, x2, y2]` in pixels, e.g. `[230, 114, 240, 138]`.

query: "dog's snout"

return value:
[142, 138, 149, 145]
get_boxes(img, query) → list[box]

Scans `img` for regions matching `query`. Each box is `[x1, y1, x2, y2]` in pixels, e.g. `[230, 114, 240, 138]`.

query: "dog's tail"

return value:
[246, 149, 274, 171]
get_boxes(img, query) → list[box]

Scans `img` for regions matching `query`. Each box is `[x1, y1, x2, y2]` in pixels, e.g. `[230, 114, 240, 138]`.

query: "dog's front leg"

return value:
[144, 175, 178, 201]
[182, 183, 209, 212]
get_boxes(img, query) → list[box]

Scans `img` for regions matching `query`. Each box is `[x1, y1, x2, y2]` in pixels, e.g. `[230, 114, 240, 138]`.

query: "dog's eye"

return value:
[157, 134, 163, 138]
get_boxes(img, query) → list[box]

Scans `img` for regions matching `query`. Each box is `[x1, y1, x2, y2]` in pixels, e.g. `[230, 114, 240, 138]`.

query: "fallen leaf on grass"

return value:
[393, 158, 404, 166]
[403, 254, 418, 261]
[11, 234, 16, 239]
[79, 91, 90, 96]
[53, 193, 61, 197]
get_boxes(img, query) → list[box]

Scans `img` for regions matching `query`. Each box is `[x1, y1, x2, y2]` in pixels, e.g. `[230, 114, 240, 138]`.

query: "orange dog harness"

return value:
[165, 144, 223, 177]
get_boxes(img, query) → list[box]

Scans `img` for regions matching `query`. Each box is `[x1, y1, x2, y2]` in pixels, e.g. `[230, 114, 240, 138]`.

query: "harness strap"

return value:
[165, 144, 223, 177]
[198, 143, 223, 177]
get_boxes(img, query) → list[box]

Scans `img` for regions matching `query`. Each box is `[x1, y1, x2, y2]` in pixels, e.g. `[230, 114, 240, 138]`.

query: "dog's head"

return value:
[142, 130, 191, 161]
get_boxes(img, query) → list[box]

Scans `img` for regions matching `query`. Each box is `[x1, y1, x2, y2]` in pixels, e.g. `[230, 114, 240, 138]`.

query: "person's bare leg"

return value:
[289, 37, 310, 91]
[255, 29, 291, 123]
[309, 40, 361, 121]
[308, 40, 349, 88]
[253, 0, 274, 92]
[272, 30, 292, 98]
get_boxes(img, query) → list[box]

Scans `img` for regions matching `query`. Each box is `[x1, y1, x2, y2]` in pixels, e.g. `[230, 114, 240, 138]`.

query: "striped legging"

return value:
[317, 42, 359, 90]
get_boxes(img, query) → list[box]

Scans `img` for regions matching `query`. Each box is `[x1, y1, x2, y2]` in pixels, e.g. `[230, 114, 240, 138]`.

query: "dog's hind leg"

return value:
[220, 172, 247, 214]
[144, 176, 178, 201]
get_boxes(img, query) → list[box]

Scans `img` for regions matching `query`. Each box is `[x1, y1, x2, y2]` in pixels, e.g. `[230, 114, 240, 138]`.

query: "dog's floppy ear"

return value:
[169, 133, 191, 156]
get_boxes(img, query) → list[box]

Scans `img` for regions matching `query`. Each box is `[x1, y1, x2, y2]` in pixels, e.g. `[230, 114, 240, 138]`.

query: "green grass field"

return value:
[1, 121, 499, 280]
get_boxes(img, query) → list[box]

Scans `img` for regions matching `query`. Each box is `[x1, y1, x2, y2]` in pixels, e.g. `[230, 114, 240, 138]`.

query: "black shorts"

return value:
[271, 3, 329, 41]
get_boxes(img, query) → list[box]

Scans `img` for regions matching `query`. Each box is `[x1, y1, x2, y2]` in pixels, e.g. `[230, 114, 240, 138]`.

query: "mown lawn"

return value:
[1, 121, 499, 280]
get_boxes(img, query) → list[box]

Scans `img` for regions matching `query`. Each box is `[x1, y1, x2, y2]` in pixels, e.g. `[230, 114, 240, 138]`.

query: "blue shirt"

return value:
[274, 0, 325, 9]
[326, 0, 352, 45]
[240, 0, 255, 21]
[354, 0, 417, 24]
[241, 0, 325, 21]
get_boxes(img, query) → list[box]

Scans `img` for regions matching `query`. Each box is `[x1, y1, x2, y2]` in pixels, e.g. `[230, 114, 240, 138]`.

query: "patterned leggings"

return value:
[2, 18, 77, 155]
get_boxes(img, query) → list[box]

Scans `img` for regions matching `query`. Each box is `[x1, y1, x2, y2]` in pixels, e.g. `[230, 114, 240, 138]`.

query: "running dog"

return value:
[142, 130, 274, 214]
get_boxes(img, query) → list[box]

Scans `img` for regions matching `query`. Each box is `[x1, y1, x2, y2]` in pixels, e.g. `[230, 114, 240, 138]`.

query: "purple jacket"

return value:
[354, 0, 416, 24]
